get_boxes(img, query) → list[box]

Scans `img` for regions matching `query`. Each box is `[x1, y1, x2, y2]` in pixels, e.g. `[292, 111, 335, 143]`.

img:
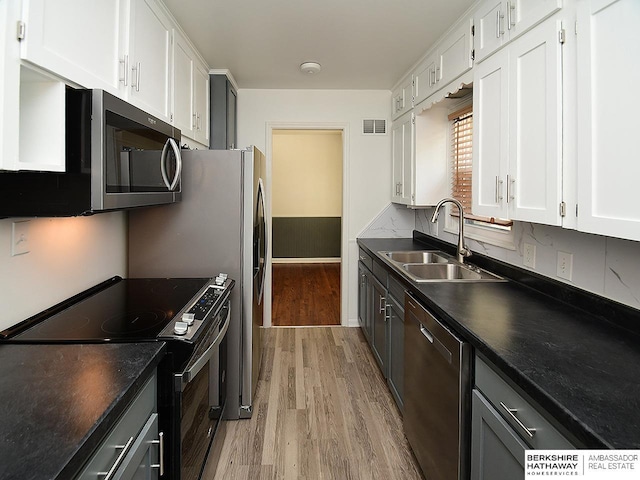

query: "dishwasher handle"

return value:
[420, 322, 453, 364]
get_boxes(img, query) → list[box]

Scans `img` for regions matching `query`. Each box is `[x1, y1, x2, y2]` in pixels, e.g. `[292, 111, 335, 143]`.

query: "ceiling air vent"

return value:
[362, 119, 386, 135]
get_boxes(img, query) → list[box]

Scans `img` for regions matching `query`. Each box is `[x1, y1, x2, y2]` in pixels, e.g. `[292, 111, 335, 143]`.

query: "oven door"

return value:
[172, 303, 229, 480]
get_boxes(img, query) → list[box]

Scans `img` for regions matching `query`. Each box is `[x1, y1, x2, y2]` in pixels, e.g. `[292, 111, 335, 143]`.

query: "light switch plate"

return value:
[556, 251, 573, 281]
[11, 221, 30, 256]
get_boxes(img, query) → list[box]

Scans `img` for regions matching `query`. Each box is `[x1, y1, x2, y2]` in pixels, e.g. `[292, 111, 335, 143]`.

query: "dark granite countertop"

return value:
[358, 235, 640, 450]
[0, 342, 166, 480]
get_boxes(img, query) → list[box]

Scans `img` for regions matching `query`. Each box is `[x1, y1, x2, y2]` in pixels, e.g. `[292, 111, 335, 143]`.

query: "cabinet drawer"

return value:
[372, 259, 388, 286]
[358, 248, 373, 270]
[475, 358, 574, 449]
[77, 372, 157, 479]
[387, 274, 405, 303]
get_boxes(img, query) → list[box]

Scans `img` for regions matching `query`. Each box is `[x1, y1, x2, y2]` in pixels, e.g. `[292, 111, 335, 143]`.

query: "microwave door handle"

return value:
[160, 138, 182, 191]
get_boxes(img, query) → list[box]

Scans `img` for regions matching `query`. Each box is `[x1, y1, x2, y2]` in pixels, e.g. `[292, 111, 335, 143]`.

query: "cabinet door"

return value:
[508, 18, 562, 225]
[413, 56, 436, 108]
[194, 61, 210, 146]
[471, 390, 527, 480]
[129, 0, 172, 120]
[474, 0, 507, 62]
[508, 0, 563, 41]
[357, 264, 370, 341]
[371, 277, 387, 375]
[20, 0, 126, 94]
[391, 111, 413, 205]
[438, 18, 473, 87]
[387, 296, 404, 411]
[172, 30, 194, 140]
[392, 75, 413, 119]
[473, 49, 508, 218]
[576, 0, 640, 241]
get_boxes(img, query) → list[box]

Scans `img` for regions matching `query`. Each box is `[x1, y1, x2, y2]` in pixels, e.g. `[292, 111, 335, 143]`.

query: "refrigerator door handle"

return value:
[256, 178, 267, 304]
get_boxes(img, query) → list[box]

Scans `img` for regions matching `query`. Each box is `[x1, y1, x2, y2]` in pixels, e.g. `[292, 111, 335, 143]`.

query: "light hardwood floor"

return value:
[209, 327, 424, 480]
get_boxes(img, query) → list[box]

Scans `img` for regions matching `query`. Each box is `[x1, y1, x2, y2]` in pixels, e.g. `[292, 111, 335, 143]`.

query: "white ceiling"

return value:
[162, 0, 476, 90]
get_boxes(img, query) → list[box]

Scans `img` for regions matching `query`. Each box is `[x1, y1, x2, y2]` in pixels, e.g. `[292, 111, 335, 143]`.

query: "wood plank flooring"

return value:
[272, 263, 341, 326]
[208, 327, 424, 480]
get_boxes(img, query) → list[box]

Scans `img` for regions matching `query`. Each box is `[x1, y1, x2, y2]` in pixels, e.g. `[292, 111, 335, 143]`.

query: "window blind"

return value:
[450, 107, 473, 215]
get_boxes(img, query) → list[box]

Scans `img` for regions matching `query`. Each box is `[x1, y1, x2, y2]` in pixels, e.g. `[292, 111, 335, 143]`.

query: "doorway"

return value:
[270, 129, 343, 327]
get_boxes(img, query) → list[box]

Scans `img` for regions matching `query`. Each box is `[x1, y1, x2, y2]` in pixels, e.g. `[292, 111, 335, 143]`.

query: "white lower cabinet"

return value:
[575, 0, 640, 242]
[471, 357, 575, 480]
[473, 16, 563, 224]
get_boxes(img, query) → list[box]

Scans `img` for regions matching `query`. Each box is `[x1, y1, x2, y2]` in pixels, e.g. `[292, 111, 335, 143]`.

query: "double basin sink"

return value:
[378, 250, 505, 283]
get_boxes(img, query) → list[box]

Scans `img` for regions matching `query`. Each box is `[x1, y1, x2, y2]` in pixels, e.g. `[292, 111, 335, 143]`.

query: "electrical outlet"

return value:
[556, 251, 573, 281]
[11, 221, 30, 256]
[523, 243, 536, 268]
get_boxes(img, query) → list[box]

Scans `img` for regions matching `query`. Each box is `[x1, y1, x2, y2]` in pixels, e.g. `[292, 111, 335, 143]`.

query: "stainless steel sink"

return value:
[381, 250, 450, 264]
[377, 249, 505, 283]
[402, 263, 504, 282]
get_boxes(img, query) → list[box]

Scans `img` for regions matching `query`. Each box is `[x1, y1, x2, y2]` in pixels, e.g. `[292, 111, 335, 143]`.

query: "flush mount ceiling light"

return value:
[300, 62, 321, 74]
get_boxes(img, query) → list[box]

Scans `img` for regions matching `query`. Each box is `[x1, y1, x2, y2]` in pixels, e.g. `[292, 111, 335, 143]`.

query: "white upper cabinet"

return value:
[172, 30, 194, 139]
[474, 0, 562, 63]
[128, 0, 172, 121]
[413, 18, 473, 109]
[172, 29, 209, 146]
[19, 0, 127, 95]
[392, 75, 412, 120]
[391, 111, 414, 205]
[575, 0, 640, 242]
[193, 62, 209, 146]
[473, 16, 563, 225]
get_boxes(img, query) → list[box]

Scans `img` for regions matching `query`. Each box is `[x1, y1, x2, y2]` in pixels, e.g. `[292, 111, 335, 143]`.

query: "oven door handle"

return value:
[179, 306, 230, 388]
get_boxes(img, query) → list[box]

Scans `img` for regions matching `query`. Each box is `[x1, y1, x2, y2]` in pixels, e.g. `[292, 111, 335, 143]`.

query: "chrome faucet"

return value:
[430, 198, 471, 263]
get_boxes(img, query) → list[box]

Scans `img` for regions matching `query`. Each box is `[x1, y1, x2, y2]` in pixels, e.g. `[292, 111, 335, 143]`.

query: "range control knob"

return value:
[182, 313, 195, 325]
[174, 321, 188, 335]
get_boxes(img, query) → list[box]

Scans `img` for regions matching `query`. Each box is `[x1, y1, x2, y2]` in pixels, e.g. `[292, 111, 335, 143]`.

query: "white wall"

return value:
[415, 211, 640, 310]
[237, 89, 391, 326]
[0, 212, 128, 331]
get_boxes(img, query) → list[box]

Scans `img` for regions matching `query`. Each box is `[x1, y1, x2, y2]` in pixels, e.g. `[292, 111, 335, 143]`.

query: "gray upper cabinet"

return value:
[210, 73, 237, 149]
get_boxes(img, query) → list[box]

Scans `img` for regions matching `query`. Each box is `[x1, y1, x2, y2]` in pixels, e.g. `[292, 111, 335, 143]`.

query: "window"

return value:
[444, 101, 515, 249]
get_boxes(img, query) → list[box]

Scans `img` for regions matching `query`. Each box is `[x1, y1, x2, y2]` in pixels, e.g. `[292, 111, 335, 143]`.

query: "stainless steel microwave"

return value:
[0, 88, 182, 217]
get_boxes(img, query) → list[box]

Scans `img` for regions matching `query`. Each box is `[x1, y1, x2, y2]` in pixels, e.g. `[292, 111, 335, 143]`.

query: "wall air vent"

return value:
[362, 119, 386, 135]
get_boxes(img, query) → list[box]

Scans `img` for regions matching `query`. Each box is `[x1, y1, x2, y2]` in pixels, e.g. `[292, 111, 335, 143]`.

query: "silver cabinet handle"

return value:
[500, 402, 536, 438]
[98, 436, 135, 480]
[119, 55, 129, 86]
[385, 303, 391, 322]
[495, 176, 504, 203]
[496, 9, 505, 38]
[379, 296, 386, 314]
[507, 175, 515, 202]
[151, 431, 164, 476]
[435, 64, 441, 83]
[508, 1, 516, 29]
[132, 62, 141, 92]
[193, 113, 197, 130]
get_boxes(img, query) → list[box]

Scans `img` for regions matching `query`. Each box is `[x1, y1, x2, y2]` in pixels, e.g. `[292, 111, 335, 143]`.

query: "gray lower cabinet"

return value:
[371, 275, 387, 371]
[357, 250, 405, 411]
[386, 292, 404, 411]
[76, 372, 161, 480]
[471, 389, 528, 480]
[471, 357, 575, 480]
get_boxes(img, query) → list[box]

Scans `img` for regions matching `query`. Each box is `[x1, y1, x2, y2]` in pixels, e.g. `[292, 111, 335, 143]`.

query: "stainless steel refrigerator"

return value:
[128, 146, 267, 420]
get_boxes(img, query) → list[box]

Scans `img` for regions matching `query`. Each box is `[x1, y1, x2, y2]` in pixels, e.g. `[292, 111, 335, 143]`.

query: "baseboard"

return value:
[346, 318, 360, 328]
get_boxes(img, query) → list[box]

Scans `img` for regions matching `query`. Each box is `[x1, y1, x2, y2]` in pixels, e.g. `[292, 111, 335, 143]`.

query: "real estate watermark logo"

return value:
[525, 450, 640, 479]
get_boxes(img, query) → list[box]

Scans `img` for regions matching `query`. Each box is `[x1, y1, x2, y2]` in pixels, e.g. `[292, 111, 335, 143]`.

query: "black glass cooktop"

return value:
[11, 278, 210, 342]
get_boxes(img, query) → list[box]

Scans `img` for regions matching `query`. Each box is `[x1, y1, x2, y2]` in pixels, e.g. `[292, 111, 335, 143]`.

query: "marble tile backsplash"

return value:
[414, 209, 640, 310]
[358, 202, 415, 238]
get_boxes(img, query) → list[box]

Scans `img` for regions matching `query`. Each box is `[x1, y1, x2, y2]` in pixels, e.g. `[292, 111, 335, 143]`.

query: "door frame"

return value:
[265, 122, 350, 327]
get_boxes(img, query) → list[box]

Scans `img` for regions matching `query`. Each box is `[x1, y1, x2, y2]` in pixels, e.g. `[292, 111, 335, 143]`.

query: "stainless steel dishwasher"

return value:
[404, 292, 471, 480]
